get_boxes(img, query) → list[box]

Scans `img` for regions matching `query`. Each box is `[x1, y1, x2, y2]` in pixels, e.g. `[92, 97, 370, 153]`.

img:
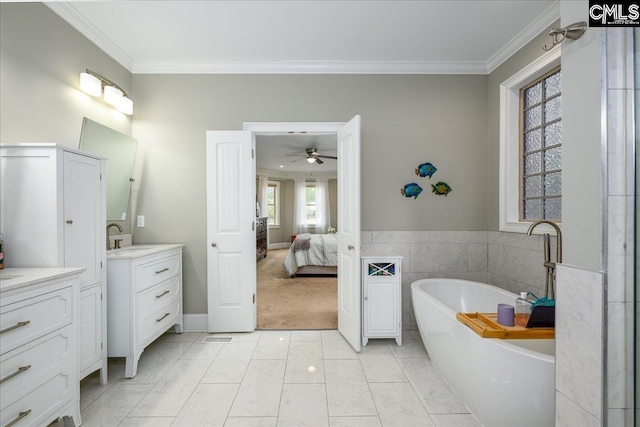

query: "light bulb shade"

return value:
[104, 85, 123, 106]
[80, 72, 101, 96]
[117, 96, 133, 115]
[306, 157, 316, 163]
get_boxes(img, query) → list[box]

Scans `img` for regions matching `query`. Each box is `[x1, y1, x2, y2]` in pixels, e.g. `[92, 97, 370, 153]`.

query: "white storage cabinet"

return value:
[107, 245, 184, 378]
[0, 268, 84, 427]
[361, 252, 403, 346]
[0, 144, 108, 384]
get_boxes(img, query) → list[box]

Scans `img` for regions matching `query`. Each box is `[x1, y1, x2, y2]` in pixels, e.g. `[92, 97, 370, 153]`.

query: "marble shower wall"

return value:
[555, 265, 604, 426]
[604, 28, 636, 425]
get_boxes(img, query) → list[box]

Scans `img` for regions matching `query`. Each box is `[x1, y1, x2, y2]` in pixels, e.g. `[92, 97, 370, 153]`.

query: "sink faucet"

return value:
[526, 220, 562, 299]
[106, 223, 123, 250]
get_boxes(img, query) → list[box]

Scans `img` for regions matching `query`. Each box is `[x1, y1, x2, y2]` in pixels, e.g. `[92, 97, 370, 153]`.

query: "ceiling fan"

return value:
[286, 148, 337, 165]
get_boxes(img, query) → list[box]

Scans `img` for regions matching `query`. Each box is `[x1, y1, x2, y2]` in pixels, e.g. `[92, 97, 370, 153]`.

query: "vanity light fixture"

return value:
[80, 69, 133, 115]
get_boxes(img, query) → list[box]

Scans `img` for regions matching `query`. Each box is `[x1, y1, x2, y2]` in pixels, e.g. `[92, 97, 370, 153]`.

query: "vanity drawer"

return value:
[138, 298, 180, 348]
[0, 325, 73, 407]
[135, 254, 181, 292]
[137, 276, 181, 319]
[0, 370, 74, 426]
[0, 288, 73, 356]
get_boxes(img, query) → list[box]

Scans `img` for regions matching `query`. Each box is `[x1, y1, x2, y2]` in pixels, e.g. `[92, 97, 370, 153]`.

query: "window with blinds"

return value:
[520, 67, 562, 221]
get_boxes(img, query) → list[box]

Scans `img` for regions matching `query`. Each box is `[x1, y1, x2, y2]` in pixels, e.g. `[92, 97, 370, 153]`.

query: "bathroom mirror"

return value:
[79, 118, 137, 220]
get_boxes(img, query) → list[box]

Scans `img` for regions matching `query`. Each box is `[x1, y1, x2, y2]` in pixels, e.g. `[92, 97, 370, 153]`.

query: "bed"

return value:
[283, 233, 338, 277]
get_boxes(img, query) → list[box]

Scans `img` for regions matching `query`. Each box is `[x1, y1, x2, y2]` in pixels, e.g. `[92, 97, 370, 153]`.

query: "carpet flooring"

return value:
[257, 248, 337, 330]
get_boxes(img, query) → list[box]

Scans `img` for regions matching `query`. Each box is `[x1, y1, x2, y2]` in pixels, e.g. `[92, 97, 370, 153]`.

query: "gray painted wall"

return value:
[0, 3, 134, 233]
[0, 3, 132, 143]
[486, 19, 560, 230]
[487, 7, 602, 271]
[560, 2, 603, 271]
[131, 74, 488, 313]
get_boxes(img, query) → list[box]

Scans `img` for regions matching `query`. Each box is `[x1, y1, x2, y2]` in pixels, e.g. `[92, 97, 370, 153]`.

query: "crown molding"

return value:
[132, 60, 489, 75]
[46, 2, 135, 71]
[486, 1, 560, 74]
[47, 1, 559, 76]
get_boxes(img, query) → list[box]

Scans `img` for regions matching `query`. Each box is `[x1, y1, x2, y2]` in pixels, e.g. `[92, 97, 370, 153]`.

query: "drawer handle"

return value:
[155, 267, 170, 274]
[6, 410, 32, 427]
[0, 365, 31, 384]
[155, 290, 170, 299]
[156, 312, 170, 322]
[0, 320, 30, 335]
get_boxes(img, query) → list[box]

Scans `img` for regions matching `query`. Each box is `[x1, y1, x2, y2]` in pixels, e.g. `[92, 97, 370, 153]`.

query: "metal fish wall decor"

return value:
[431, 181, 452, 196]
[401, 183, 423, 199]
[415, 162, 437, 179]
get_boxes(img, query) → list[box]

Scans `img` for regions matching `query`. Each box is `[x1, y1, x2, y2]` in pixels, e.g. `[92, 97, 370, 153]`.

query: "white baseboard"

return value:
[183, 314, 208, 332]
[268, 242, 290, 250]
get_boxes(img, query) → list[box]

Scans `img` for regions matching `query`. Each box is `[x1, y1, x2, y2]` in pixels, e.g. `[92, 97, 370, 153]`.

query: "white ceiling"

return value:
[256, 134, 337, 175]
[47, 1, 559, 74]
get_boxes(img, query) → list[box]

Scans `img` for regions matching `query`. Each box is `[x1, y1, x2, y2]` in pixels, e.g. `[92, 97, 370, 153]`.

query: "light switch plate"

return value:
[137, 215, 145, 227]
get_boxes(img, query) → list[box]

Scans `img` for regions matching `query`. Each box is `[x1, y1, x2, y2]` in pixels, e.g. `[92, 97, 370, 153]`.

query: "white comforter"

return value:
[283, 233, 338, 276]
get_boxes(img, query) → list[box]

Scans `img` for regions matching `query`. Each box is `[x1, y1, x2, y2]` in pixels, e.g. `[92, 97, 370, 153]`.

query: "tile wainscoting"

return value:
[362, 230, 553, 329]
[487, 231, 557, 298]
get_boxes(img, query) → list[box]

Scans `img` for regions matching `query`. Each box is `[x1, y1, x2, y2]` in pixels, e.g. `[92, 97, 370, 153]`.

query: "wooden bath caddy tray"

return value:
[456, 312, 555, 339]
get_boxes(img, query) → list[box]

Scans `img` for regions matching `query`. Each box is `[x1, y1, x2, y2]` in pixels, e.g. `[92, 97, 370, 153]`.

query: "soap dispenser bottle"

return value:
[515, 292, 532, 327]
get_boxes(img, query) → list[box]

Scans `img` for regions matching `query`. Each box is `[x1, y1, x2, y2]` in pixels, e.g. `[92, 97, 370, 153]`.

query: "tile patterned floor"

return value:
[80, 330, 482, 427]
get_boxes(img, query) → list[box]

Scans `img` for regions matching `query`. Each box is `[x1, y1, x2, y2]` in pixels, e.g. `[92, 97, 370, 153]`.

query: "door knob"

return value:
[66, 220, 73, 224]
[211, 243, 217, 247]
[348, 245, 355, 250]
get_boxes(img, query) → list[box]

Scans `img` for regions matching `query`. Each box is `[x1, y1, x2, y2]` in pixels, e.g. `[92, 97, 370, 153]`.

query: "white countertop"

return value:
[0, 267, 86, 293]
[106, 244, 185, 260]
[361, 251, 403, 259]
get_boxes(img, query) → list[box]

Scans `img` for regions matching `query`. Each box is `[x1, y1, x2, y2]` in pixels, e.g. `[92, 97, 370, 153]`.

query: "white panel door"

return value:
[63, 151, 102, 288]
[206, 131, 256, 332]
[337, 116, 362, 352]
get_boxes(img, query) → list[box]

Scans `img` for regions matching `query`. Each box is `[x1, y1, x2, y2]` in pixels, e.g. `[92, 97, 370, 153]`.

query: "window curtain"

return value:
[293, 178, 309, 233]
[315, 179, 330, 234]
[257, 176, 269, 217]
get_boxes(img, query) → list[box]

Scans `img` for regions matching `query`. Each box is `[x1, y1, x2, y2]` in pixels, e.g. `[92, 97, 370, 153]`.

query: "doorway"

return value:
[255, 133, 338, 330]
[206, 118, 362, 351]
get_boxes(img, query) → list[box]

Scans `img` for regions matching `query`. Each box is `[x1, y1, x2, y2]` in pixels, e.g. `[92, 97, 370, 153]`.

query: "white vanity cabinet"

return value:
[361, 252, 403, 346]
[107, 245, 185, 378]
[0, 268, 84, 427]
[0, 144, 108, 384]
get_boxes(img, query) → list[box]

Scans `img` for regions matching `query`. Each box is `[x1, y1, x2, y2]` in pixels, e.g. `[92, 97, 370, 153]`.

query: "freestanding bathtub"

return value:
[411, 278, 555, 427]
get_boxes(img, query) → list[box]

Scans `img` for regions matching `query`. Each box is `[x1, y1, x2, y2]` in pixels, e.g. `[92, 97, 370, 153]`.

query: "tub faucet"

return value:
[526, 220, 562, 299]
[106, 223, 123, 250]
